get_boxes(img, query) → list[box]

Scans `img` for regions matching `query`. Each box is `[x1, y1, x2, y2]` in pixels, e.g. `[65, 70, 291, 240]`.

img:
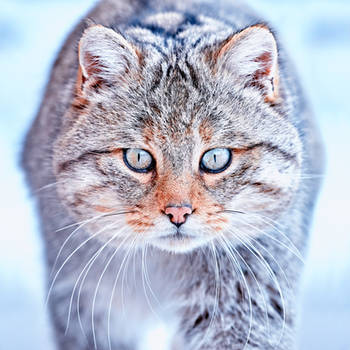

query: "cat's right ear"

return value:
[77, 25, 142, 93]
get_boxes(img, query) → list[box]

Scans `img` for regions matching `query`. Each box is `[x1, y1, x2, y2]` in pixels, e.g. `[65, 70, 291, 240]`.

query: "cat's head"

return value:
[53, 23, 302, 253]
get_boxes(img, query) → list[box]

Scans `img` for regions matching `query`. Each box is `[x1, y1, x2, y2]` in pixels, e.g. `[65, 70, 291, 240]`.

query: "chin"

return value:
[151, 233, 213, 253]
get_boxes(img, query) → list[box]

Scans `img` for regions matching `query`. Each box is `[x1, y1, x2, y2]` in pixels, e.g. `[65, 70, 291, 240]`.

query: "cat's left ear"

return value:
[77, 25, 142, 93]
[209, 24, 279, 103]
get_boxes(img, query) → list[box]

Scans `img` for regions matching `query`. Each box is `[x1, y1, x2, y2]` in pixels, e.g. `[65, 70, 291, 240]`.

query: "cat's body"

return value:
[22, 0, 323, 349]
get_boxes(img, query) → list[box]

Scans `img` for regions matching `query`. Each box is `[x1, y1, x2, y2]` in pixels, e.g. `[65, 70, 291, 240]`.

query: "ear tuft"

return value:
[213, 24, 280, 102]
[77, 25, 140, 91]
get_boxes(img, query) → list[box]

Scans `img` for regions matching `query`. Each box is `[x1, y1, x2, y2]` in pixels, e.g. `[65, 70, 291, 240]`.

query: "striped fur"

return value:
[22, 1, 323, 349]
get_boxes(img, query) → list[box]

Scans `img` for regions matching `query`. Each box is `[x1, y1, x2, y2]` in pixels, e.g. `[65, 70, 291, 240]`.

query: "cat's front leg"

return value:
[175, 270, 296, 350]
[178, 302, 295, 350]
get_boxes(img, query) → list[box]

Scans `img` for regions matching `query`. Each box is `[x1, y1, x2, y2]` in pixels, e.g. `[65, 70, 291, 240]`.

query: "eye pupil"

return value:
[124, 149, 154, 173]
[200, 148, 231, 173]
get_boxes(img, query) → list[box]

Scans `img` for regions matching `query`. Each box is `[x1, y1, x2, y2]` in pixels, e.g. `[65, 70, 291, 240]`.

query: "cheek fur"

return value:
[57, 179, 121, 217]
[125, 210, 156, 232]
[190, 180, 228, 230]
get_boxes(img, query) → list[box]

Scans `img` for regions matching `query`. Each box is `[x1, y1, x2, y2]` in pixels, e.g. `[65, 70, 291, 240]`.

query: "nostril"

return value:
[164, 205, 193, 226]
[166, 212, 174, 220]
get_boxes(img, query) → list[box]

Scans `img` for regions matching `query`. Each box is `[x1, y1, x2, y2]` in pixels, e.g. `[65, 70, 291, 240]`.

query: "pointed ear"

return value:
[211, 24, 279, 103]
[77, 25, 141, 92]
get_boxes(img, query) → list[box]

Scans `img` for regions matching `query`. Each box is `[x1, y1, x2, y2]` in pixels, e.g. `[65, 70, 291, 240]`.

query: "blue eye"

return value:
[200, 148, 232, 173]
[123, 149, 155, 173]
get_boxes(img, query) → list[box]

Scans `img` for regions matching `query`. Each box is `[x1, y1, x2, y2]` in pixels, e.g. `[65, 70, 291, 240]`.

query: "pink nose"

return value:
[164, 205, 193, 226]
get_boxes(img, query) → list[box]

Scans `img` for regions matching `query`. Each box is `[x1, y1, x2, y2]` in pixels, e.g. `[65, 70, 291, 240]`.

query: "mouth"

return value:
[151, 228, 211, 253]
[158, 229, 196, 241]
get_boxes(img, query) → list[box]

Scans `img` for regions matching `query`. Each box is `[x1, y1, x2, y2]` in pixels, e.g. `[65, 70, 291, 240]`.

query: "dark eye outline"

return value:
[200, 148, 232, 174]
[123, 149, 155, 173]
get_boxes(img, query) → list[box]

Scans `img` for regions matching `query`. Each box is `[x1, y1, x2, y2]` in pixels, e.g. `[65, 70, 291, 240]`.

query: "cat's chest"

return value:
[106, 258, 181, 348]
[108, 253, 181, 311]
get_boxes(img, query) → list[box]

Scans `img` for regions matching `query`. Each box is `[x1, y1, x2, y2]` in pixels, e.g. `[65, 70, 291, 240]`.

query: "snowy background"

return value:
[0, 0, 349, 349]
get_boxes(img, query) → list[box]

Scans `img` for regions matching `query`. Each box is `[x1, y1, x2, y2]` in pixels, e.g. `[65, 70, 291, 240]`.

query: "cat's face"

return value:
[53, 24, 302, 253]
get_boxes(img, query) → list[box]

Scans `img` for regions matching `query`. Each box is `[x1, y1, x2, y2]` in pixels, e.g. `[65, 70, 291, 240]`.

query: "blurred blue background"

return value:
[0, 0, 349, 349]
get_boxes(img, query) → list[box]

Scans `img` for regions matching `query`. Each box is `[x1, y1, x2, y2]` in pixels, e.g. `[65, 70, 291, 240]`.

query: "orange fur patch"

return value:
[122, 168, 228, 235]
[125, 211, 155, 232]
[94, 205, 116, 213]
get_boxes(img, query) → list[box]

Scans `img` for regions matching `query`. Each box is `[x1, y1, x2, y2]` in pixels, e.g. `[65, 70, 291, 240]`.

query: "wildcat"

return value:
[22, 0, 323, 349]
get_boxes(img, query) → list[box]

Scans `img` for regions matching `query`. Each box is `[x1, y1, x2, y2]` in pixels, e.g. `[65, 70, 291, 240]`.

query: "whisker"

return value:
[217, 236, 253, 350]
[121, 238, 135, 318]
[91, 231, 130, 349]
[245, 219, 304, 264]
[51, 210, 133, 280]
[224, 230, 271, 338]
[55, 209, 131, 232]
[248, 236, 294, 346]
[140, 244, 161, 321]
[209, 244, 220, 329]
[202, 243, 221, 347]
[101, 210, 136, 218]
[223, 211, 304, 263]
[107, 236, 136, 350]
[245, 213, 304, 262]
[228, 231, 286, 346]
[50, 214, 110, 279]
[243, 238, 286, 347]
[132, 243, 138, 290]
[33, 180, 66, 194]
[76, 240, 119, 340]
[143, 244, 161, 308]
[76, 228, 130, 339]
[220, 209, 245, 215]
[65, 224, 124, 335]
[297, 173, 325, 180]
[46, 221, 117, 309]
[251, 238, 292, 290]
[66, 249, 101, 337]
[226, 241, 264, 349]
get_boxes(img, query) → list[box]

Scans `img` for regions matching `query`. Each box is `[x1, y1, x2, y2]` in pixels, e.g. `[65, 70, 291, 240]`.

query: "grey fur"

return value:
[22, 0, 323, 349]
